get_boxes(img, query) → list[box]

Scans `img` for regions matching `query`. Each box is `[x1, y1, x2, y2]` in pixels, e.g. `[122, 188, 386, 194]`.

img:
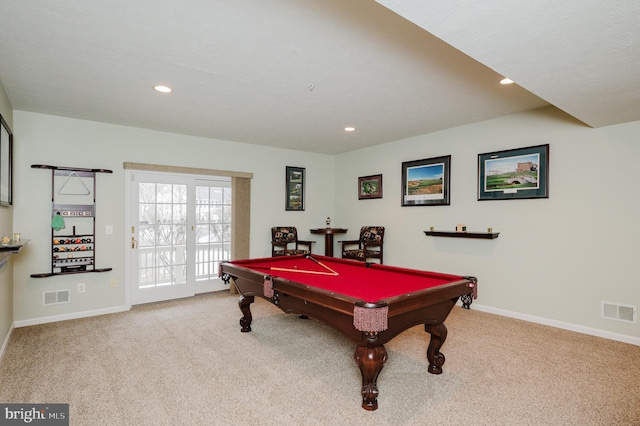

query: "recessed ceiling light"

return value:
[153, 85, 172, 93]
[344, 127, 356, 132]
[500, 78, 514, 85]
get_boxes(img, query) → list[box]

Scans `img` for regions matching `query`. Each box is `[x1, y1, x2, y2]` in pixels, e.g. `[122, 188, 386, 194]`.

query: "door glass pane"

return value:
[173, 224, 187, 245]
[139, 225, 155, 247]
[157, 183, 172, 202]
[139, 183, 156, 202]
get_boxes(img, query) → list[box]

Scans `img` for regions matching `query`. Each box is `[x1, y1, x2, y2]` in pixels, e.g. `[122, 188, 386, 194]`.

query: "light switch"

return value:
[105, 225, 113, 235]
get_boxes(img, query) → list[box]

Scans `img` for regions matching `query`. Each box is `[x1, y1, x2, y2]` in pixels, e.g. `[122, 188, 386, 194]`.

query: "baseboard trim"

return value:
[8, 301, 639, 346]
[13, 305, 130, 328]
[0, 323, 14, 362]
[469, 303, 640, 347]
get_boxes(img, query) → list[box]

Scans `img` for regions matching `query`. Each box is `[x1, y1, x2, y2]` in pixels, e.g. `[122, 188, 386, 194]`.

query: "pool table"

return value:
[219, 255, 477, 410]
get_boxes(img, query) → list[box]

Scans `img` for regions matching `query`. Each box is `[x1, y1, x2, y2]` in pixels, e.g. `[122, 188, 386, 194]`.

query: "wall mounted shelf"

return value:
[0, 239, 29, 266]
[424, 230, 499, 239]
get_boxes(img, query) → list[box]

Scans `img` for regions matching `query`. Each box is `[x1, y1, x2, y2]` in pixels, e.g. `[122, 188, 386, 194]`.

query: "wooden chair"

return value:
[341, 226, 385, 264]
[271, 226, 314, 256]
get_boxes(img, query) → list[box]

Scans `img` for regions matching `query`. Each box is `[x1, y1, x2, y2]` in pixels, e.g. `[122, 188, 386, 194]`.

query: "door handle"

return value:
[131, 237, 138, 249]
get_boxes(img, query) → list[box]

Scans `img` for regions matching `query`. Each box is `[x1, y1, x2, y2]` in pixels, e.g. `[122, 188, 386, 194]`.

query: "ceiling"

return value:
[0, 1, 637, 155]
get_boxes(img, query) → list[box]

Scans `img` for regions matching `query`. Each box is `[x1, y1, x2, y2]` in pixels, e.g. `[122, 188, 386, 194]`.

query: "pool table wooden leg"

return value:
[425, 322, 447, 374]
[238, 294, 254, 332]
[354, 344, 388, 411]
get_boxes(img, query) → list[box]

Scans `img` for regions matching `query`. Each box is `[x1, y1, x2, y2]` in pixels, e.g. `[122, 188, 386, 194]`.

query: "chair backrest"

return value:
[359, 226, 385, 244]
[272, 226, 298, 244]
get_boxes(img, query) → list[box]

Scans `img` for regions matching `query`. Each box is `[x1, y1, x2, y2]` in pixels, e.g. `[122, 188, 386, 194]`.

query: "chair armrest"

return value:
[297, 240, 314, 250]
[340, 239, 361, 250]
[362, 241, 382, 248]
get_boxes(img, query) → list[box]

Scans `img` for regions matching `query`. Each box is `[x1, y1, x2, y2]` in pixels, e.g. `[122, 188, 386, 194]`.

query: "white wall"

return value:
[10, 106, 640, 344]
[12, 111, 335, 323]
[334, 106, 640, 343]
[0, 81, 14, 355]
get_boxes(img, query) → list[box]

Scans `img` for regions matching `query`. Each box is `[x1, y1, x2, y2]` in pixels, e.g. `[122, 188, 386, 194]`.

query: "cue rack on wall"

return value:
[30, 164, 113, 278]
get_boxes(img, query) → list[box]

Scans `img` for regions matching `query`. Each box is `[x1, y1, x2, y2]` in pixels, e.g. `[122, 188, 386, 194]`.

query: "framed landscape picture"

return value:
[478, 144, 549, 201]
[285, 166, 305, 211]
[358, 174, 382, 200]
[401, 155, 450, 206]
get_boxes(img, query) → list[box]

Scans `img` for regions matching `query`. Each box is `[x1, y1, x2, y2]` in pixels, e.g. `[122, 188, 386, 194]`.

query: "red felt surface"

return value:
[230, 256, 464, 303]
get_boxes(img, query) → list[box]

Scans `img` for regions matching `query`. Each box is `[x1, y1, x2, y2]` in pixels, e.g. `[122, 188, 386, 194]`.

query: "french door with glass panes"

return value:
[128, 171, 231, 305]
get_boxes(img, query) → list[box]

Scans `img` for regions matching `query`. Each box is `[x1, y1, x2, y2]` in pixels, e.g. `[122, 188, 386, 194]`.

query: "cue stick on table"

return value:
[305, 256, 340, 275]
[269, 266, 338, 276]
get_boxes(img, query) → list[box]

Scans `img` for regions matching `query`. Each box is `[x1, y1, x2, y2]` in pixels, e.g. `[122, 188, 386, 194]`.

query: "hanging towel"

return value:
[51, 212, 65, 230]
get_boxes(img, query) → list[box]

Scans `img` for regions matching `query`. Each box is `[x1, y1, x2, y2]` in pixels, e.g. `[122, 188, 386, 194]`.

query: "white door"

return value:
[127, 172, 231, 305]
[130, 173, 192, 304]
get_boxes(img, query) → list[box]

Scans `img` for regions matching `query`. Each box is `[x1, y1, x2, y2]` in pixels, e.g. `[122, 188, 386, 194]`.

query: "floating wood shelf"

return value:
[0, 239, 29, 266]
[424, 230, 499, 239]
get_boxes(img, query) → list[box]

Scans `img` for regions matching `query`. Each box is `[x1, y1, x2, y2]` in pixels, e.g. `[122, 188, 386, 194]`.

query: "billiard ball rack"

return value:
[30, 164, 113, 278]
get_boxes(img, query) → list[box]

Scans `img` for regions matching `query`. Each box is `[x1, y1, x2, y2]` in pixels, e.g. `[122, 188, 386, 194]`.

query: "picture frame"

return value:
[358, 174, 382, 200]
[401, 155, 450, 206]
[285, 166, 305, 211]
[0, 114, 13, 206]
[478, 144, 549, 201]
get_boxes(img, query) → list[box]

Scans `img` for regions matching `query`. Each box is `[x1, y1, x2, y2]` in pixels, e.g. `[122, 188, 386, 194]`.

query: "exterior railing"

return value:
[138, 242, 230, 286]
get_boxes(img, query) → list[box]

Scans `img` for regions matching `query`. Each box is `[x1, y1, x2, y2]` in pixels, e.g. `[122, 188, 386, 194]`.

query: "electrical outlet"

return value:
[77, 282, 86, 293]
[110, 279, 117, 288]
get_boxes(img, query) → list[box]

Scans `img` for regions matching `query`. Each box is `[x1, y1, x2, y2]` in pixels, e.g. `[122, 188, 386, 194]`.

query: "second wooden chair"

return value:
[341, 226, 385, 264]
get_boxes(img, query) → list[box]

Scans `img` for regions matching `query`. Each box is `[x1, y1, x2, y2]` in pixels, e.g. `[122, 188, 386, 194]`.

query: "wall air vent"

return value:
[601, 301, 636, 323]
[43, 289, 71, 306]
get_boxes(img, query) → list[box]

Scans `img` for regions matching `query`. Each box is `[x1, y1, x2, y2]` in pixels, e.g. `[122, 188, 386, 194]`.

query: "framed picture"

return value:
[401, 155, 450, 206]
[285, 166, 305, 211]
[358, 174, 382, 200]
[0, 115, 13, 206]
[478, 144, 549, 201]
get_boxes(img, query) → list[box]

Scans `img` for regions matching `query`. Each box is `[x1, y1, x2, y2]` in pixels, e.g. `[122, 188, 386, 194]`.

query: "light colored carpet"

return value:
[1, 292, 639, 425]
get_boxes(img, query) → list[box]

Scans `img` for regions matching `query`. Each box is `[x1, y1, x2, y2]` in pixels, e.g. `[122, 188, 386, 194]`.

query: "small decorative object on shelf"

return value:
[456, 224, 467, 232]
[326, 217, 331, 228]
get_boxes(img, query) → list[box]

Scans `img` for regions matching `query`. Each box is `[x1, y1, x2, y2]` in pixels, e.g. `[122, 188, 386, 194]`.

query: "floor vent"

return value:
[601, 301, 636, 323]
[43, 289, 71, 306]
